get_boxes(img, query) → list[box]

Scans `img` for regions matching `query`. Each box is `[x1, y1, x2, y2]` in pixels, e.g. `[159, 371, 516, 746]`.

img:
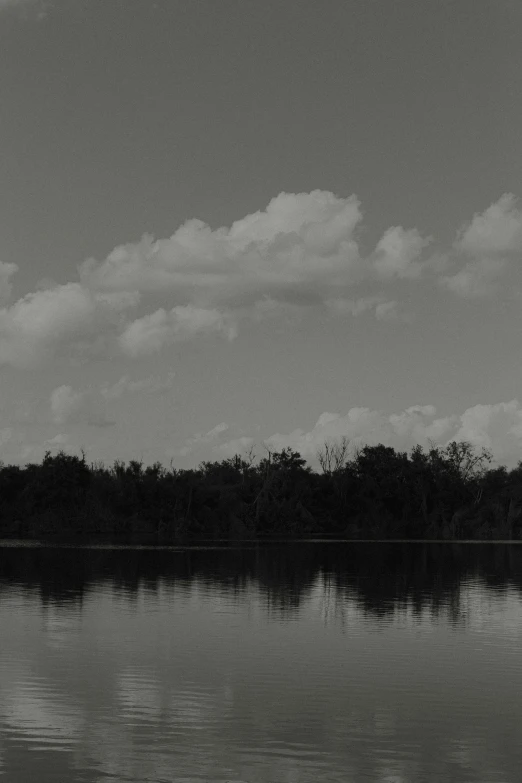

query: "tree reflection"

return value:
[1, 542, 522, 625]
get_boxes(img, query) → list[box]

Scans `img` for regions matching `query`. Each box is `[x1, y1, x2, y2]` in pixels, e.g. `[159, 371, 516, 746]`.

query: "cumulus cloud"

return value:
[101, 371, 176, 399]
[373, 226, 431, 279]
[262, 400, 522, 467]
[175, 422, 230, 457]
[441, 194, 522, 297]
[46, 433, 70, 448]
[452, 400, 522, 463]
[455, 194, 522, 257]
[75, 190, 521, 341]
[374, 300, 402, 321]
[0, 283, 97, 368]
[325, 295, 386, 317]
[50, 384, 113, 428]
[94, 290, 141, 312]
[1, 190, 520, 368]
[214, 436, 256, 458]
[79, 191, 365, 307]
[325, 295, 409, 322]
[0, 282, 141, 369]
[119, 305, 237, 357]
[74, 190, 437, 348]
[204, 422, 229, 439]
[0, 192, 357, 364]
[50, 385, 86, 426]
[441, 255, 507, 298]
[264, 405, 454, 459]
[249, 296, 306, 329]
[49, 372, 175, 427]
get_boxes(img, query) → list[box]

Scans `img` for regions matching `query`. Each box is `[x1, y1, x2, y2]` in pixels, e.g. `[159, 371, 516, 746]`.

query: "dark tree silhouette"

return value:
[0, 441, 520, 543]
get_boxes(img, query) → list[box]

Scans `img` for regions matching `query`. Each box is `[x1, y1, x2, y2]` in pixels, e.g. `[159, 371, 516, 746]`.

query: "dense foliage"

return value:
[0, 440, 521, 541]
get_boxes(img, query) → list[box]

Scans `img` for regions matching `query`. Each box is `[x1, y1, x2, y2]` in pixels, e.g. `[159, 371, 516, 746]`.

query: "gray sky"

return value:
[0, 0, 521, 467]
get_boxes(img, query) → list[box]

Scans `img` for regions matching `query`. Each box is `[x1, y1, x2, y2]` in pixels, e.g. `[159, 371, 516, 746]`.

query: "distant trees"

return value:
[0, 441, 521, 542]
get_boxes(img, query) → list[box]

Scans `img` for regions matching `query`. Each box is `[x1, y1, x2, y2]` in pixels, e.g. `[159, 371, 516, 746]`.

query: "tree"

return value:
[317, 436, 350, 475]
[439, 441, 492, 482]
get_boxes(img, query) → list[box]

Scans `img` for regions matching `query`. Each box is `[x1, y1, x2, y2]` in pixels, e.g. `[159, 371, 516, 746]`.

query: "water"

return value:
[0, 541, 521, 783]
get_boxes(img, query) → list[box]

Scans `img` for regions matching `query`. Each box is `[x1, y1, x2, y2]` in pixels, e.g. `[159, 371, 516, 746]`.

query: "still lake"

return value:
[0, 541, 521, 783]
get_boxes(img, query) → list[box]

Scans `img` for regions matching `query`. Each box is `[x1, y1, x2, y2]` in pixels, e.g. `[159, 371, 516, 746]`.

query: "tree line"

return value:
[0, 438, 521, 541]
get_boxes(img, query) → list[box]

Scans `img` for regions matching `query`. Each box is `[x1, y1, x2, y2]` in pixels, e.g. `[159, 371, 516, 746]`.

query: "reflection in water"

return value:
[0, 542, 521, 782]
[0, 661, 84, 753]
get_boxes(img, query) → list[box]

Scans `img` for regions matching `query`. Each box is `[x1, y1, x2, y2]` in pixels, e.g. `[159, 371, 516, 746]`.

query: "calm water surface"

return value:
[0, 541, 521, 782]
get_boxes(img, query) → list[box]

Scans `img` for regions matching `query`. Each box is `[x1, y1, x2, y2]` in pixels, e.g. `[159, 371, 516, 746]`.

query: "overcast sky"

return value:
[0, 0, 521, 468]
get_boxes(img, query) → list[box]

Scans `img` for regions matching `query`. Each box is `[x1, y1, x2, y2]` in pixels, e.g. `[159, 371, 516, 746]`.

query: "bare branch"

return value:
[317, 436, 350, 474]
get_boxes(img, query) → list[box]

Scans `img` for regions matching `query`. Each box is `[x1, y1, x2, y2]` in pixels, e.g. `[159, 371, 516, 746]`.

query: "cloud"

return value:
[264, 405, 455, 460]
[441, 255, 507, 298]
[50, 371, 176, 427]
[204, 422, 229, 439]
[441, 194, 522, 298]
[1, 190, 520, 368]
[94, 290, 141, 312]
[374, 300, 408, 322]
[262, 400, 522, 467]
[50, 384, 113, 428]
[119, 305, 237, 357]
[373, 226, 431, 279]
[249, 296, 305, 328]
[325, 295, 385, 317]
[76, 190, 433, 348]
[0, 283, 98, 368]
[175, 422, 230, 457]
[325, 295, 409, 322]
[214, 436, 256, 458]
[0, 282, 139, 369]
[101, 371, 176, 399]
[79, 191, 364, 307]
[45, 433, 70, 448]
[455, 194, 522, 257]
[452, 400, 522, 463]
[50, 385, 86, 426]
[0, 189, 360, 366]
[0, 671, 84, 746]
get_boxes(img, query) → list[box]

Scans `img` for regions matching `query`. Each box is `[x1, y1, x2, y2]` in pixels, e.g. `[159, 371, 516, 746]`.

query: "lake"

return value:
[0, 541, 521, 782]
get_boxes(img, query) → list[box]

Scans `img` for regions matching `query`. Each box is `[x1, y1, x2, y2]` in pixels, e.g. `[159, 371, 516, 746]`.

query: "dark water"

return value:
[1, 541, 521, 783]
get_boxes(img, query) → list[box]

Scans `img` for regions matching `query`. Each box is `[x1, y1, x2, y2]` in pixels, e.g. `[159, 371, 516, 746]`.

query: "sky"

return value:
[0, 0, 521, 469]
